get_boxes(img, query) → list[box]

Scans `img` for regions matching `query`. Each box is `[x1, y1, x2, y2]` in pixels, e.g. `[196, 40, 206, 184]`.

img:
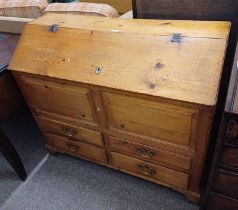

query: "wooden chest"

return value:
[201, 40, 238, 210]
[9, 14, 230, 203]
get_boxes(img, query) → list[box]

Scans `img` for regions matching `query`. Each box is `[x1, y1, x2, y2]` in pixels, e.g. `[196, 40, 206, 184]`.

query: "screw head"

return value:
[95, 66, 103, 74]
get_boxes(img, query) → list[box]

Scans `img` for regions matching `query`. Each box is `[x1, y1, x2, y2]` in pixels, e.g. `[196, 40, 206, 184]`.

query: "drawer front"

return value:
[206, 194, 238, 210]
[220, 146, 238, 169]
[225, 120, 238, 147]
[103, 92, 199, 147]
[20, 76, 96, 123]
[213, 170, 238, 199]
[46, 134, 108, 163]
[111, 152, 189, 190]
[37, 117, 103, 145]
[109, 136, 192, 172]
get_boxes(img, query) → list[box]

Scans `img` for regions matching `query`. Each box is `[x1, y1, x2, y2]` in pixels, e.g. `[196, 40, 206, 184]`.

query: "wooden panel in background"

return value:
[133, 0, 238, 21]
[213, 169, 238, 199]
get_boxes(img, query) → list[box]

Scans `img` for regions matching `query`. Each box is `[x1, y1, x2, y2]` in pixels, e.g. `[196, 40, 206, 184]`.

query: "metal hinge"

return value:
[49, 24, 58, 33]
[171, 33, 182, 43]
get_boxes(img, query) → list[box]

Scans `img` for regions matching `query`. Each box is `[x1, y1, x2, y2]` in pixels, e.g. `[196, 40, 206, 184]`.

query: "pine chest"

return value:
[9, 14, 230, 203]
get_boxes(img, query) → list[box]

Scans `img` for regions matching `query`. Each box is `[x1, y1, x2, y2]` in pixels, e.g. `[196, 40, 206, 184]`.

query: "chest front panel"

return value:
[20, 76, 97, 124]
[102, 92, 198, 148]
[14, 73, 213, 203]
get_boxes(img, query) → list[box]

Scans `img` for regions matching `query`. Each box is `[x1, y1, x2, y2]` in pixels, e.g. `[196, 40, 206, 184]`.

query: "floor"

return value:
[0, 108, 198, 210]
[0, 108, 46, 205]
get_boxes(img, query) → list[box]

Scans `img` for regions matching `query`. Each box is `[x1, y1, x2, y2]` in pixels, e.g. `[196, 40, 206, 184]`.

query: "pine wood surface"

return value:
[12, 72, 214, 203]
[46, 133, 108, 163]
[109, 136, 192, 172]
[111, 152, 189, 190]
[9, 14, 230, 204]
[9, 14, 230, 106]
[37, 116, 103, 146]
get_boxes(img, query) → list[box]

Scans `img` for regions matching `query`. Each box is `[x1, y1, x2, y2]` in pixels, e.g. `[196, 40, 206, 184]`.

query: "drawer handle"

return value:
[62, 127, 76, 137]
[66, 144, 79, 152]
[136, 147, 155, 158]
[138, 164, 156, 176]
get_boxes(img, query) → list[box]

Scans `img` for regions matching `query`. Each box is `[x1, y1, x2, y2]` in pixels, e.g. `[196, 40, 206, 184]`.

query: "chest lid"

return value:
[9, 13, 230, 106]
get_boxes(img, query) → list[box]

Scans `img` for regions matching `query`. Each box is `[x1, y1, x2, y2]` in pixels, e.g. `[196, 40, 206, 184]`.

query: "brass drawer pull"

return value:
[62, 127, 76, 137]
[136, 147, 155, 158]
[66, 144, 79, 152]
[138, 164, 156, 176]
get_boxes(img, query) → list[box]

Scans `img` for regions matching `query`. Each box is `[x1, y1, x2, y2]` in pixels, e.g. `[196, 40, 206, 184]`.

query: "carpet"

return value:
[1, 154, 198, 210]
[0, 107, 47, 205]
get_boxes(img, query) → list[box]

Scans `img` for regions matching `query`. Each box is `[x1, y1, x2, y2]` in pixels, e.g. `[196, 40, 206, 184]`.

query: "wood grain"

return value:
[9, 14, 230, 105]
[133, 0, 238, 22]
[103, 92, 198, 146]
[19, 76, 97, 123]
[37, 116, 103, 146]
[220, 146, 238, 169]
[213, 169, 238, 199]
[28, 14, 230, 38]
[109, 135, 192, 172]
[206, 193, 238, 210]
[45, 133, 108, 163]
[12, 69, 214, 203]
[111, 152, 189, 190]
[9, 15, 230, 204]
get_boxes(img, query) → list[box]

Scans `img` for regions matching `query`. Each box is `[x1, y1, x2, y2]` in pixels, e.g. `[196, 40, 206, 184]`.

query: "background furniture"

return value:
[0, 33, 22, 120]
[0, 16, 33, 34]
[9, 14, 229, 203]
[200, 40, 238, 210]
[0, 32, 26, 181]
[54, 0, 75, 2]
[44, 2, 119, 17]
[0, 0, 50, 18]
[82, 0, 131, 14]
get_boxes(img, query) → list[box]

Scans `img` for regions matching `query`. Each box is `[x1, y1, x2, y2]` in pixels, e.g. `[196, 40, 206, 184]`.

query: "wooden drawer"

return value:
[111, 152, 189, 189]
[45, 134, 108, 163]
[206, 193, 238, 210]
[109, 136, 192, 172]
[225, 120, 238, 147]
[213, 169, 238, 199]
[37, 117, 103, 146]
[220, 146, 238, 169]
[103, 92, 199, 147]
[20, 76, 96, 123]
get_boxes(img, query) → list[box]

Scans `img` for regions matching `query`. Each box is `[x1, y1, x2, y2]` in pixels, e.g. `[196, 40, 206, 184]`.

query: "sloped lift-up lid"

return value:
[9, 13, 230, 106]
